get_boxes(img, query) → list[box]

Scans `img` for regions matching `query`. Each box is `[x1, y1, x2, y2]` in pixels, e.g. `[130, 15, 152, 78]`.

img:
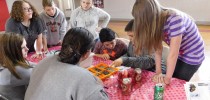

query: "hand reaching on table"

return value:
[43, 46, 49, 54]
[152, 73, 171, 85]
[110, 58, 123, 67]
[31, 52, 44, 59]
[94, 54, 110, 60]
[101, 54, 110, 60]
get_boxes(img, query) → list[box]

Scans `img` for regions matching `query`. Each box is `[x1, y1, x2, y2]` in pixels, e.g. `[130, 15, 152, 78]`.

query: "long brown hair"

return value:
[0, 33, 29, 79]
[10, 0, 39, 22]
[132, 0, 168, 55]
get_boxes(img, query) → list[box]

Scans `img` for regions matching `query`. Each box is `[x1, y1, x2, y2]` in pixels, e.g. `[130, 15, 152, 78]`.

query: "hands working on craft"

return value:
[110, 58, 123, 67]
[152, 73, 171, 85]
[96, 54, 110, 60]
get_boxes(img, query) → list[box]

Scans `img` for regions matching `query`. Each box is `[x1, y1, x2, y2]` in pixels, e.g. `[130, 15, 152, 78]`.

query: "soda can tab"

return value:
[134, 68, 142, 83]
[121, 78, 132, 95]
[154, 83, 164, 100]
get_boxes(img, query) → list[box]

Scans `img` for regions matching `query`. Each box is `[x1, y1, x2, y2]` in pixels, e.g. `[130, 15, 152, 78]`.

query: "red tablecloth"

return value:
[27, 47, 187, 100]
[26, 46, 61, 63]
[93, 57, 187, 100]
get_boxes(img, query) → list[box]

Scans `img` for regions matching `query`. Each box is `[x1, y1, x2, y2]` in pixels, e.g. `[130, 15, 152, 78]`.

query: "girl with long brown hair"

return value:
[132, 0, 205, 83]
[0, 33, 34, 86]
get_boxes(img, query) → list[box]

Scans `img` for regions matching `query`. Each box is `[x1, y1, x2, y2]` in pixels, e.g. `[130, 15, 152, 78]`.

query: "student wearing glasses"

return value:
[5, 0, 45, 58]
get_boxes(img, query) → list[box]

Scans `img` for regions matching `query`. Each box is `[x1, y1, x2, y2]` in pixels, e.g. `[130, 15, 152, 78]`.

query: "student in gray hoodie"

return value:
[110, 19, 155, 69]
[25, 27, 109, 100]
[40, 0, 67, 52]
[111, 19, 166, 74]
[70, 0, 110, 40]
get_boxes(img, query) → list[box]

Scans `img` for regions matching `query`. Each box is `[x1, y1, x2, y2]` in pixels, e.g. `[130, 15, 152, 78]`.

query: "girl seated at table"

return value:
[25, 27, 109, 100]
[0, 33, 35, 99]
[0, 32, 35, 86]
[93, 28, 128, 60]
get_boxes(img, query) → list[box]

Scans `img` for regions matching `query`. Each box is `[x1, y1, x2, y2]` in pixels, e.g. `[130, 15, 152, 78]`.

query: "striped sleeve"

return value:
[168, 15, 185, 37]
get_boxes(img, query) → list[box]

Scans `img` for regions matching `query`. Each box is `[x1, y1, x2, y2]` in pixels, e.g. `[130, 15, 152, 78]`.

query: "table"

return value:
[26, 46, 61, 63]
[27, 46, 187, 100]
[93, 57, 187, 100]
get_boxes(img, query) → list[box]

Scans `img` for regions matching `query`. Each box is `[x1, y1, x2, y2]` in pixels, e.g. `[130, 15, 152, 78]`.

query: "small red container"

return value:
[134, 68, 142, 84]
[121, 78, 132, 95]
[118, 69, 128, 88]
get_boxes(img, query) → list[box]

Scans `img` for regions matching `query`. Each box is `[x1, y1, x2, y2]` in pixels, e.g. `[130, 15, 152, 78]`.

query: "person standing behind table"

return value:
[111, 19, 156, 70]
[132, 0, 205, 83]
[5, 0, 44, 58]
[93, 28, 128, 60]
[0, 33, 35, 93]
[25, 27, 109, 100]
[70, 0, 110, 41]
[40, 0, 67, 51]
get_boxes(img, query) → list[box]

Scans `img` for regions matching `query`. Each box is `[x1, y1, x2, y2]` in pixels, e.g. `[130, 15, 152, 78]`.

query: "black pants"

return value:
[172, 59, 201, 81]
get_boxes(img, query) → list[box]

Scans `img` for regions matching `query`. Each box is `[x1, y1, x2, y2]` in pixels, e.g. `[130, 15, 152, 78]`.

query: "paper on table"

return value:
[184, 82, 210, 100]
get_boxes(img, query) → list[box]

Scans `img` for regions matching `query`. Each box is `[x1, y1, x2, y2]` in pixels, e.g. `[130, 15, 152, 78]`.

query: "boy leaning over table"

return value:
[93, 28, 128, 61]
[110, 19, 166, 73]
[40, 0, 67, 52]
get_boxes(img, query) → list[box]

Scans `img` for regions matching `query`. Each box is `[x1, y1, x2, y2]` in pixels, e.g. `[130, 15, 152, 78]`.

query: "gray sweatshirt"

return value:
[70, 6, 110, 40]
[121, 42, 166, 73]
[0, 63, 35, 100]
[40, 7, 67, 45]
[121, 42, 156, 69]
[0, 63, 35, 87]
[25, 55, 109, 100]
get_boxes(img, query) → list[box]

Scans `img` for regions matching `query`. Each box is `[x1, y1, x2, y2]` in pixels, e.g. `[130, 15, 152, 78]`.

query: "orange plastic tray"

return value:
[88, 63, 119, 80]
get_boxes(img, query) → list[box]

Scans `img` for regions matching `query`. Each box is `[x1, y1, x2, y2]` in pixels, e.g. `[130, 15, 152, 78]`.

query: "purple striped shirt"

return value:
[163, 11, 205, 65]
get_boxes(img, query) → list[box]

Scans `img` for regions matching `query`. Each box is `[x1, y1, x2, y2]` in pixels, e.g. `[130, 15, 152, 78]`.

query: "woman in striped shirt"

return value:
[132, 0, 205, 83]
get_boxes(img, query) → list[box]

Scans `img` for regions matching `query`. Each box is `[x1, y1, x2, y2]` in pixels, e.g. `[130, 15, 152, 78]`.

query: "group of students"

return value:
[0, 0, 205, 99]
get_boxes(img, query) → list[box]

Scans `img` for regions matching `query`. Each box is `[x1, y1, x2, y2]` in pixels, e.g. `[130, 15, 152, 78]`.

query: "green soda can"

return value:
[154, 83, 164, 100]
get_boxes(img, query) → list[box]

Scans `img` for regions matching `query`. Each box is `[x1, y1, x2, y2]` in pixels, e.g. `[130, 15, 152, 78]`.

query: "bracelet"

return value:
[36, 51, 42, 55]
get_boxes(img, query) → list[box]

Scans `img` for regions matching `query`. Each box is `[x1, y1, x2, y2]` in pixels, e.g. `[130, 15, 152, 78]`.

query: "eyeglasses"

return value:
[23, 7, 33, 12]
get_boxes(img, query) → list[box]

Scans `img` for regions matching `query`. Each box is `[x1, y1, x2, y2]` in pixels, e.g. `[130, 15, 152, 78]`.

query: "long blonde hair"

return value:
[132, 0, 168, 55]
